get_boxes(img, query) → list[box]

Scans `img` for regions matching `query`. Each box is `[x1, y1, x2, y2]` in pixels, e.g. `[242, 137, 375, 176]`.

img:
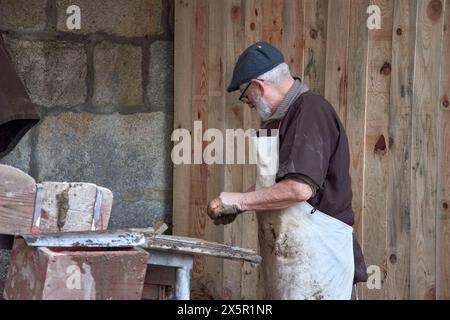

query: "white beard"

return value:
[253, 95, 273, 121]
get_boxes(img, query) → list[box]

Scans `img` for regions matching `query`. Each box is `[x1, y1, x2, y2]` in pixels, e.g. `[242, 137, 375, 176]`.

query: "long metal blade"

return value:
[21, 229, 146, 248]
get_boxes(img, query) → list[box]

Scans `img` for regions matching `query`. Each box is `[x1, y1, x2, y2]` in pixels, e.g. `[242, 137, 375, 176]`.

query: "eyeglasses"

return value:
[238, 79, 264, 104]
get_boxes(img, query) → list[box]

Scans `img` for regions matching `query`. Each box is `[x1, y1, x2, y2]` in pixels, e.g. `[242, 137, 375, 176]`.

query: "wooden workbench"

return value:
[142, 234, 262, 300]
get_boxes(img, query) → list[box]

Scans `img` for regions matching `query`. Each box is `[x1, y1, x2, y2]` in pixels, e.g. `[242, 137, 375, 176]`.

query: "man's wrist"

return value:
[238, 192, 249, 212]
[220, 192, 246, 214]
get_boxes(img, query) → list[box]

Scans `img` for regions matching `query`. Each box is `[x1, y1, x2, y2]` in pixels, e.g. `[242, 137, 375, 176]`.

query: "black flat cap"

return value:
[227, 41, 285, 92]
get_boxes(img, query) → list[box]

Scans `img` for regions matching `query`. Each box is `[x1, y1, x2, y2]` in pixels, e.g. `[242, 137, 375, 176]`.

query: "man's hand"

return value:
[207, 192, 244, 225]
[212, 213, 238, 226]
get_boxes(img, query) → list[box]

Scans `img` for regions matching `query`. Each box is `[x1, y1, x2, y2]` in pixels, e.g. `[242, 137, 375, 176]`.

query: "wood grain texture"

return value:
[282, 0, 305, 77]
[222, 0, 245, 300]
[196, 0, 226, 300]
[173, 0, 194, 237]
[242, 0, 264, 300]
[262, 0, 284, 48]
[363, 0, 394, 300]
[437, 0, 450, 300]
[385, 0, 416, 300]
[345, 0, 369, 269]
[324, 0, 350, 124]
[144, 235, 262, 264]
[304, 0, 328, 94]
[189, 0, 209, 282]
[410, 0, 445, 300]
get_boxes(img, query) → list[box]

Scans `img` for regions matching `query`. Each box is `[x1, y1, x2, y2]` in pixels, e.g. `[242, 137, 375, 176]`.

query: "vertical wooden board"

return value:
[282, 0, 305, 77]
[385, 0, 416, 300]
[242, 0, 264, 132]
[195, 0, 228, 300]
[437, 0, 450, 300]
[223, 0, 245, 300]
[262, 0, 284, 47]
[363, 0, 393, 300]
[324, 0, 350, 123]
[304, 0, 328, 94]
[260, 0, 288, 299]
[173, 0, 194, 237]
[345, 0, 369, 276]
[242, 0, 264, 300]
[189, 0, 209, 281]
[386, 0, 416, 300]
[410, 0, 445, 300]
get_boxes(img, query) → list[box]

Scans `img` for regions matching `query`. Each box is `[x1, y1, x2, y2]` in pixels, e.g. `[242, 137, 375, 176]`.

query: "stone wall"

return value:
[0, 0, 174, 295]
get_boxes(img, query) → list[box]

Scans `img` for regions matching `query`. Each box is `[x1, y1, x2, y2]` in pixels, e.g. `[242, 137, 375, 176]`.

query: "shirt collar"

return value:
[263, 77, 309, 125]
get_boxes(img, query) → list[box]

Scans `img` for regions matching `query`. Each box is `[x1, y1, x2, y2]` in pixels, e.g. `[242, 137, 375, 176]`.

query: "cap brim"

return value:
[226, 82, 239, 93]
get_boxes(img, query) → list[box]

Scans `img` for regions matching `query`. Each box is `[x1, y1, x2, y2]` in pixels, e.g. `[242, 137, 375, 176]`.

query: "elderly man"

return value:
[207, 42, 367, 300]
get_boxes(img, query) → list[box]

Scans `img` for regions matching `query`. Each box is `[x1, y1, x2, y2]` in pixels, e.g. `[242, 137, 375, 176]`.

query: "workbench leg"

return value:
[175, 267, 191, 300]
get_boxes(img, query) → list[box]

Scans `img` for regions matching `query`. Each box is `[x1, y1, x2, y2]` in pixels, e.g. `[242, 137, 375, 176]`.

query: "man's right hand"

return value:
[212, 213, 238, 225]
[207, 195, 242, 225]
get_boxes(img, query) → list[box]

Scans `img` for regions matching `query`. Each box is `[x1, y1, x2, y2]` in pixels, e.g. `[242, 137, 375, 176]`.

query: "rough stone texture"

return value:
[56, 0, 162, 37]
[34, 112, 173, 228]
[110, 199, 171, 230]
[147, 41, 174, 112]
[0, 250, 10, 298]
[0, 130, 33, 174]
[93, 41, 143, 107]
[4, 38, 87, 108]
[0, 0, 47, 32]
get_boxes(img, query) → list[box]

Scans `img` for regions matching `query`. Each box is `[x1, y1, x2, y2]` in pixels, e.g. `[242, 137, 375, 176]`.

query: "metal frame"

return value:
[91, 188, 103, 231]
[146, 250, 193, 300]
[31, 184, 44, 232]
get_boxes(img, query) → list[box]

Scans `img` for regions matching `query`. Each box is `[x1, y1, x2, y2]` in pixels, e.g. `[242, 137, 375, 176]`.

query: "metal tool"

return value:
[21, 229, 146, 248]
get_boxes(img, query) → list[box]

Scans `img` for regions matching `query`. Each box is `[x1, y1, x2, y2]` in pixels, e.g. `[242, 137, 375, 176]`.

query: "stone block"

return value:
[0, 129, 33, 174]
[0, 0, 47, 31]
[4, 38, 87, 108]
[56, 0, 162, 36]
[0, 249, 10, 297]
[109, 199, 171, 230]
[147, 41, 174, 112]
[93, 41, 143, 107]
[34, 112, 173, 228]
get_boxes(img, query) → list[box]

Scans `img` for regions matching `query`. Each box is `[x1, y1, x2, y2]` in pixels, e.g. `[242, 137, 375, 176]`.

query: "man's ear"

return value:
[251, 79, 265, 96]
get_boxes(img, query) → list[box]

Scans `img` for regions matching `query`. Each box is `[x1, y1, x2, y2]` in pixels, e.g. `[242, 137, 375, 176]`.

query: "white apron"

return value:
[253, 135, 354, 300]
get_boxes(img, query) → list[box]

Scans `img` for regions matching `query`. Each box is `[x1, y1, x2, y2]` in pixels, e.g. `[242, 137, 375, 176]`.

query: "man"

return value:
[207, 42, 367, 299]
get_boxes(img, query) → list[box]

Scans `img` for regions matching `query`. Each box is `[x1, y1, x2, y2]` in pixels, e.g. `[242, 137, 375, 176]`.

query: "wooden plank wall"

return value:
[174, 0, 450, 299]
